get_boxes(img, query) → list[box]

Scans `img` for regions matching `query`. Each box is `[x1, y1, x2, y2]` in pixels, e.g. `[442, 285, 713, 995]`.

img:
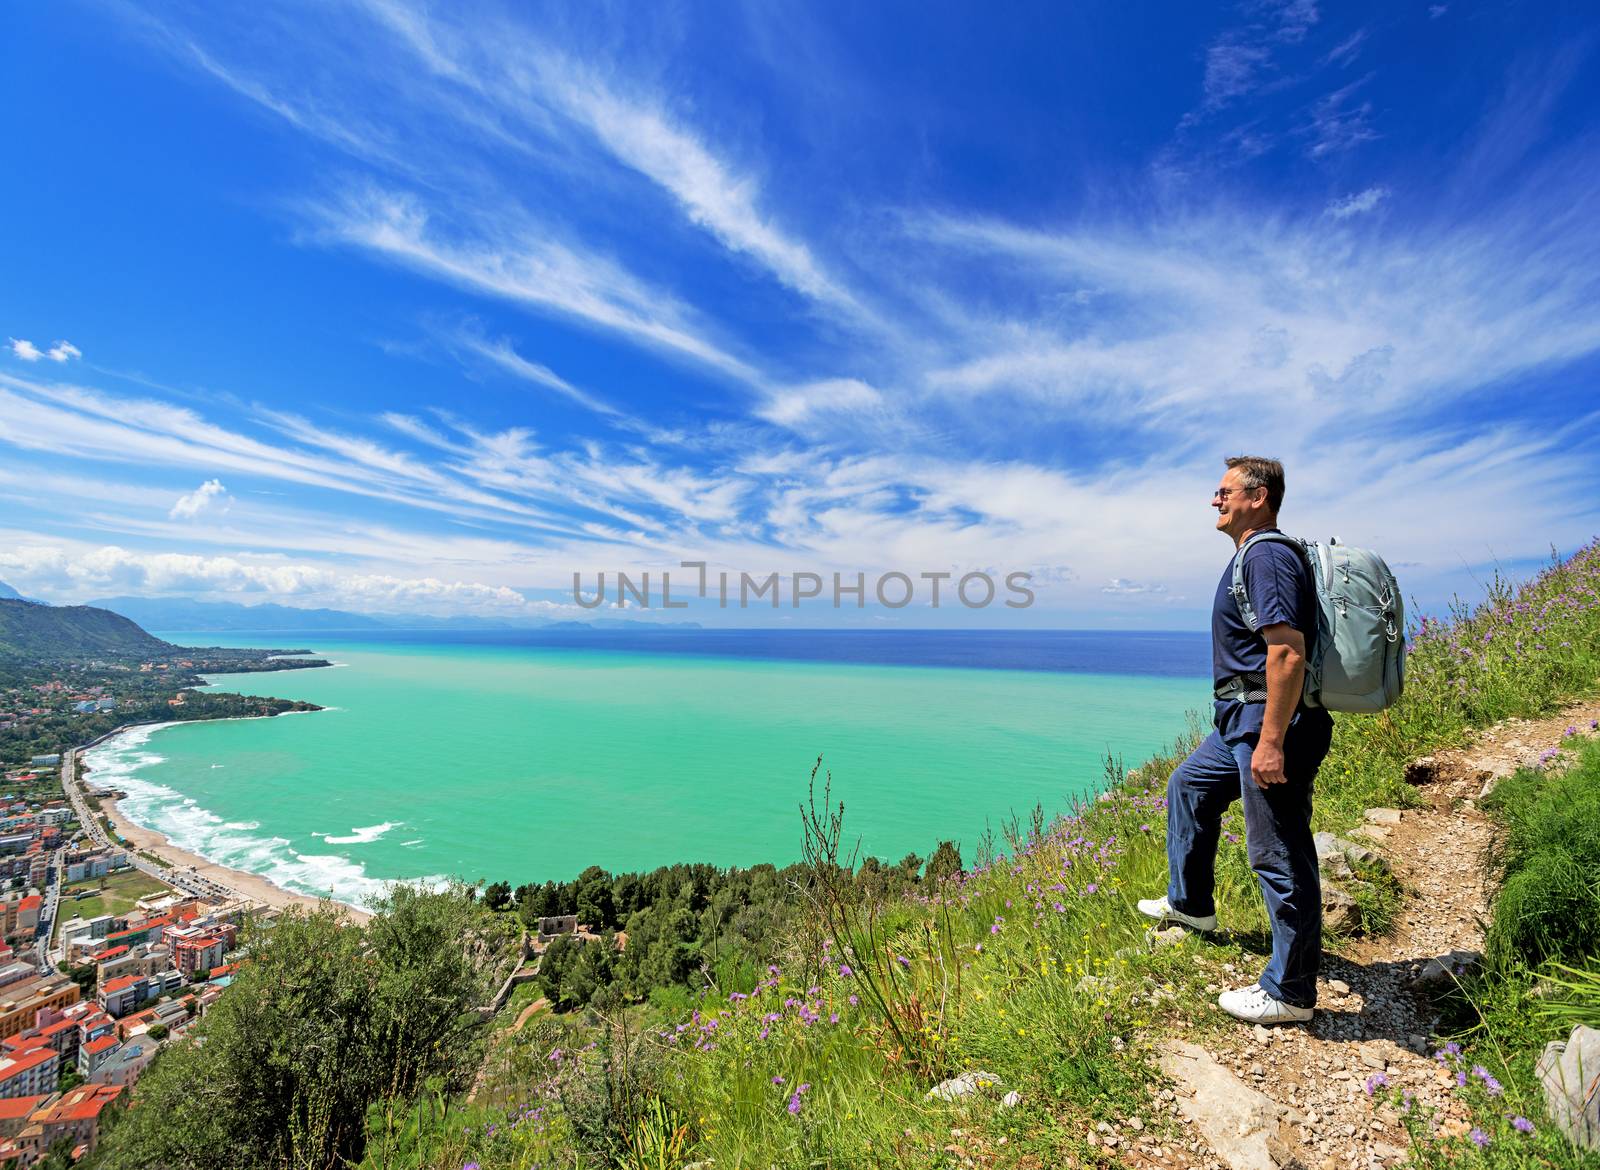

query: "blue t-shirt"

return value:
[1211, 530, 1330, 742]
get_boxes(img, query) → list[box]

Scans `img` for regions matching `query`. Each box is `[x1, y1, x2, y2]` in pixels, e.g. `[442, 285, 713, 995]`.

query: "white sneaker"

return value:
[1218, 983, 1314, 1024]
[1136, 895, 1216, 933]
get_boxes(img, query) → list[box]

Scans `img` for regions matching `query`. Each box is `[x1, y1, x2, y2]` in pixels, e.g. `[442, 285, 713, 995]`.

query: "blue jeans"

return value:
[1165, 717, 1332, 1007]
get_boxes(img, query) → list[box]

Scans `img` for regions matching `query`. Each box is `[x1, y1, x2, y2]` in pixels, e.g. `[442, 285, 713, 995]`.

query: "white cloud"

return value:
[1325, 186, 1389, 219]
[310, 186, 762, 386]
[1302, 78, 1378, 158]
[0, 541, 559, 616]
[539, 60, 859, 313]
[1102, 579, 1167, 595]
[457, 333, 621, 417]
[759, 378, 885, 427]
[46, 341, 82, 362]
[169, 478, 232, 520]
[8, 339, 43, 362]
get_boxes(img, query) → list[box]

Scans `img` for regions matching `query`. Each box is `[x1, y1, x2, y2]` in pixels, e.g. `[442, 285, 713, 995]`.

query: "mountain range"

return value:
[85, 595, 700, 633]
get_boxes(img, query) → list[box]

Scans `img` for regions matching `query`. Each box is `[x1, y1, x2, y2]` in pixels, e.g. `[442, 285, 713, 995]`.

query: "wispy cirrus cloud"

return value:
[307, 186, 763, 386]
[453, 332, 622, 418]
[1325, 186, 1389, 218]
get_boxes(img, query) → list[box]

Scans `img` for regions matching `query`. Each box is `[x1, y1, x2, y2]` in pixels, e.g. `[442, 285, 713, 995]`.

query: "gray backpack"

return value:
[1231, 534, 1405, 713]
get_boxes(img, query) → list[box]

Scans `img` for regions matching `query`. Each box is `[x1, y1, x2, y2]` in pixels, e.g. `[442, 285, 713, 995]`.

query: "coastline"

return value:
[77, 690, 375, 926]
[93, 780, 371, 925]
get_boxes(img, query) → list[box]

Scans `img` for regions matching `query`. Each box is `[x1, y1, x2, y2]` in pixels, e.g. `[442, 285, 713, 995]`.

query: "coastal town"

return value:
[0, 606, 330, 1166]
[0, 732, 265, 1165]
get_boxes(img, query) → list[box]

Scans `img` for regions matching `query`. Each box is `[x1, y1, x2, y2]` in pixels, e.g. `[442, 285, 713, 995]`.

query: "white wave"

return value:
[316, 822, 399, 845]
[399, 838, 424, 847]
[209, 763, 225, 769]
[95, 770, 436, 912]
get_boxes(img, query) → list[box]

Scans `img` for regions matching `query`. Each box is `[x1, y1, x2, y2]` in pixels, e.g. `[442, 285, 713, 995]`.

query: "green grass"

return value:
[1482, 736, 1600, 972]
[368, 539, 1600, 1169]
[57, 869, 173, 929]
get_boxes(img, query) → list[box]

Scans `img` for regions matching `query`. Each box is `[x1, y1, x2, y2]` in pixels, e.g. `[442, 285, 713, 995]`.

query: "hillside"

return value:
[0, 597, 176, 659]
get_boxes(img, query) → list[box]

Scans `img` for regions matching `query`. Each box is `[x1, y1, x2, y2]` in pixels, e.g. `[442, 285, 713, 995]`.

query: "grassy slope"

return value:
[375, 541, 1600, 1170]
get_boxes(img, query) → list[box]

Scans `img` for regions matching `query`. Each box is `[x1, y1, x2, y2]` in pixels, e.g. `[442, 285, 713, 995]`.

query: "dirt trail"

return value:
[1148, 697, 1600, 1170]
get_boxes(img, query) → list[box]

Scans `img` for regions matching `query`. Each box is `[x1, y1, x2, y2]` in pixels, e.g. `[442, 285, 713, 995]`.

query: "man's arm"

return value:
[1251, 622, 1306, 788]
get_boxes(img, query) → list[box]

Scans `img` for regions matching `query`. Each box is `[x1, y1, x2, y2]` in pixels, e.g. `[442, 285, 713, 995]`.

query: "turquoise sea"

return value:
[82, 632, 1208, 909]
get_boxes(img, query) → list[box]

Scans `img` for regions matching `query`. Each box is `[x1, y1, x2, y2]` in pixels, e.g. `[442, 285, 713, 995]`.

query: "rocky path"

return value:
[1152, 697, 1600, 1170]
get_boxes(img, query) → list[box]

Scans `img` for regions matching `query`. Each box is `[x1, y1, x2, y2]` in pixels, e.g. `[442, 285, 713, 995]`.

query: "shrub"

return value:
[1483, 738, 1600, 970]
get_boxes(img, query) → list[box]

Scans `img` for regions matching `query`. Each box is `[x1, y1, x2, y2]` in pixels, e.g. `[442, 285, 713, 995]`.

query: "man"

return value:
[1138, 456, 1333, 1023]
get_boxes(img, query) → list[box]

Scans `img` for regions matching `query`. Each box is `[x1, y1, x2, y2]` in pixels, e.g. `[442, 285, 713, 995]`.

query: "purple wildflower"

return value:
[1363, 1073, 1388, 1096]
[1085, 882, 1098, 895]
[1471, 1065, 1503, 1096]
[772, 1074, 784, 1085]
[787, 1082, 811, 1115]
[838, 964, 853, 977]
[1566, 725, 1579, 737]
[1469, 1128, 1490, 1149]
[896, 954, 911, 968]
[848, 994, 859, 1006]
[1511, 1116, 1535, 1134]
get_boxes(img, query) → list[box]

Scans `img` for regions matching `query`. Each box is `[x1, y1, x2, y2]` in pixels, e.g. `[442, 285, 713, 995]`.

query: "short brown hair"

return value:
[1225, 455, 1285, 512]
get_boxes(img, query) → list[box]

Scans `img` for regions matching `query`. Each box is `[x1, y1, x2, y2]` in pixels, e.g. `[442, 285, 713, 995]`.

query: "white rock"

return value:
[925, 1069, 1002, 1101]
[1537, 1025, 1600, 1149]
[1160, 1040, 1300, 1170]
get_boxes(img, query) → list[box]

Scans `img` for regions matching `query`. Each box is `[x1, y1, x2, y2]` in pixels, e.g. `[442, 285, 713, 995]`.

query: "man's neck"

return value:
[1232, 519, 1279, 549]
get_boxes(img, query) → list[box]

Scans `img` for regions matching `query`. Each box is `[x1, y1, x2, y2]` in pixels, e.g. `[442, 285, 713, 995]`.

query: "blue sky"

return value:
[2, 1, 1597, 627]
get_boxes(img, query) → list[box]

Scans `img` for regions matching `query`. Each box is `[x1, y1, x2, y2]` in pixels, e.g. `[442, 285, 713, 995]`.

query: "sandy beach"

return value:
[79, 746, 372, 925]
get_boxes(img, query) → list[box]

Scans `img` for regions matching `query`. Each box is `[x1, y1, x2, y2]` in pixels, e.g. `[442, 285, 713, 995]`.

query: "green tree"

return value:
[573, 865, 616, 930]
[925, 840, 963, 884]
[93, 887, 494, 1170]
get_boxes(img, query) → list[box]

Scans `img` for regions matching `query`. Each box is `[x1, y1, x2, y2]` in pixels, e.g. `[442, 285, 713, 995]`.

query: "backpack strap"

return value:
[1229, 531, 1305, 631]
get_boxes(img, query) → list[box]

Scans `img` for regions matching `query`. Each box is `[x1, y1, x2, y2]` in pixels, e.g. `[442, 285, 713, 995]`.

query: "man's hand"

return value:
[1251, 738, 1287, 788]
[1255, 622, 1306, 788]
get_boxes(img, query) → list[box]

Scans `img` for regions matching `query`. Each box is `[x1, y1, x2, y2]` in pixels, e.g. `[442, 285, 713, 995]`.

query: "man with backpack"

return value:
[1138, 456, 1335, 1023]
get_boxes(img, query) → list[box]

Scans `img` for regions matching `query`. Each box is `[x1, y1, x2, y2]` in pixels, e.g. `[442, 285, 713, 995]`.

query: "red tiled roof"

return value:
[29, 1083, 122, 1124]
[0, 1047, 56, 1079]
[14, 897, 38, 912]
[0, 1096, 47, 1121]
[99, 975, 141, 995]
[94, 945, 129, 963]
[82, 1035, 118, 1056]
